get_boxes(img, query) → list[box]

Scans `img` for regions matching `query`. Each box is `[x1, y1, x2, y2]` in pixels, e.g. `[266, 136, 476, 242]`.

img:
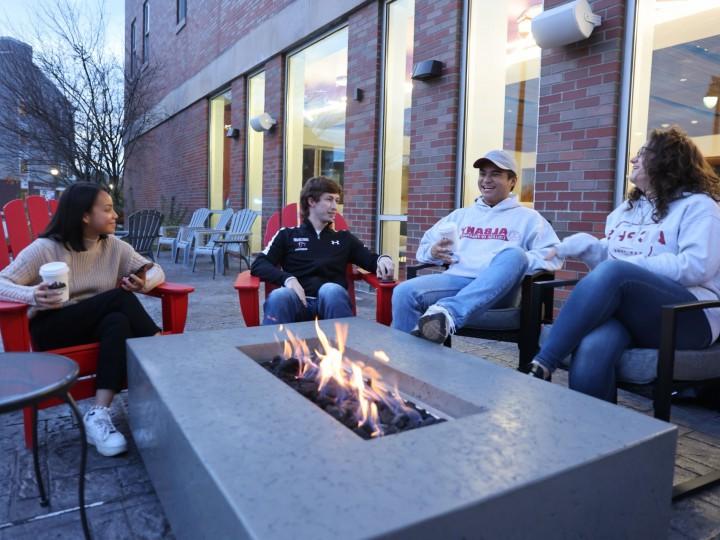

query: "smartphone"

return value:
[131, 262, 154, 280]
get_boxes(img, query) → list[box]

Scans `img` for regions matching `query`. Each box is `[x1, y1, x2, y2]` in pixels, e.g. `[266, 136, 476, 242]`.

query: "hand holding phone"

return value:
[131, 262, 154, 280]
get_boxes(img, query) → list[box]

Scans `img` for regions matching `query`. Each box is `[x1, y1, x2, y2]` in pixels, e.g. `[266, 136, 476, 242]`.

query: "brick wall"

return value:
[405, 0, 464, 263]
[228, 75, 247, 209]
[534, 0, 625, 299]
[261, 55, 285, 234]
[124, 99, 209, 216]
[125, 0, 294, 111]
[343, 2, 382, 246]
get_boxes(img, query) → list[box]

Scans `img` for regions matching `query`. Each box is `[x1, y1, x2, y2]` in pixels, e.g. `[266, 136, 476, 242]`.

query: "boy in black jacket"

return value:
[251, 176, 394, 325]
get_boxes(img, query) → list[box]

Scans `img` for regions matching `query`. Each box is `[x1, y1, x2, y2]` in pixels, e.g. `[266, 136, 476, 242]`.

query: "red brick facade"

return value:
[124, 0, 625, 275]
[534, 0, 625, 297]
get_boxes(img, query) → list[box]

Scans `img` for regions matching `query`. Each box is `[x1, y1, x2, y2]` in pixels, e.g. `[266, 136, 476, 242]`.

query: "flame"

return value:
[274, 320, 411, 438]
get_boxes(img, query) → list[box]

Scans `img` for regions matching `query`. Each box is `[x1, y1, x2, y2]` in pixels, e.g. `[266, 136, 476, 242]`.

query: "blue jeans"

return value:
[262, 282, 353, 325]
[392, 246, 529, 333]
[536, 260, 712, 401]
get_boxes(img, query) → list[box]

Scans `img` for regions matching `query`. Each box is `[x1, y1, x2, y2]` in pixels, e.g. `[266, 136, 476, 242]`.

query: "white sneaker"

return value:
[418, 304, 456, 343]
[83, 406, 128, 457]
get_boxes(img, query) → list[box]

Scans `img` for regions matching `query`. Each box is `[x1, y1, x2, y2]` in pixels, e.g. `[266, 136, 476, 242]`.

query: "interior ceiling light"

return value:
[703, 96, 719, 109]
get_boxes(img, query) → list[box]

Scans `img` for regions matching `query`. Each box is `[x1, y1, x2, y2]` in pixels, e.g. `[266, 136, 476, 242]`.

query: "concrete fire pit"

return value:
[128, 318, 676, 539]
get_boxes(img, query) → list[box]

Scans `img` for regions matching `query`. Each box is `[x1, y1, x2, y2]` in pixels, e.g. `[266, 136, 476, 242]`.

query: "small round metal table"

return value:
[0, 352, 91, 539]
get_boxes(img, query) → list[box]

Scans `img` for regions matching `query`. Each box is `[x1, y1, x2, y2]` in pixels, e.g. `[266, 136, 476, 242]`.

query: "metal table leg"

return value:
[62, 393, 92, 540]
[31, 404, 48, 506]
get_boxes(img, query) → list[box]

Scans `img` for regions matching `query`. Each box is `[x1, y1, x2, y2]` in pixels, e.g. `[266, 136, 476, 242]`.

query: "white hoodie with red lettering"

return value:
[416, 194, 562, 277]
[555, 193, 720, 341]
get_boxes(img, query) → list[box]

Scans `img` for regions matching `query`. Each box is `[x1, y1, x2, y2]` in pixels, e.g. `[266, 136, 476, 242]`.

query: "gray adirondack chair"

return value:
[156, 207, 211, 261]
[190, 208, 234, 272]
[124, 210, 164, 260]
[192, 209, 258, 278]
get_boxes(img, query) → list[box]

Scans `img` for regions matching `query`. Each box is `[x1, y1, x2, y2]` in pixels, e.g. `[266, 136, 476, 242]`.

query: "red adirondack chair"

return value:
[234, 203, 396, 327]
[0, 197, 194, 448]
[26, 195, 52, 238]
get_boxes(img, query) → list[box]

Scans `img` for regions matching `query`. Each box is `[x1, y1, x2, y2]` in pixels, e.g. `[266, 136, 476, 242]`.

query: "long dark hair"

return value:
[299, 176, 342, 219]
[41, 182, 109, 251]
[628, 126, 720, 221]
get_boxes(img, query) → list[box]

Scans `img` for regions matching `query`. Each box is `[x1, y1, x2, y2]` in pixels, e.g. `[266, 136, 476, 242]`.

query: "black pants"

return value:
[30, 288, 161, 392]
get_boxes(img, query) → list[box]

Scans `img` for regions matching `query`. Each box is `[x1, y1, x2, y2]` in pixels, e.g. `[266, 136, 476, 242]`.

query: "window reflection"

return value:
[209, 90, 231, 218]
[247, 72, 265, 252]
[463, 0, 542, 207]
[379, 0, 414, 279]
[628, 0, 720, 191]
[285, 29, 348, 208]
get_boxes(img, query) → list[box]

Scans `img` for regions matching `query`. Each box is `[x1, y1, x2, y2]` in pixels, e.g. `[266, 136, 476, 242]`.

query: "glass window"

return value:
[285, 28, 348, 207]
[462, 0, 542, 207]
[627, 0, 720, 188]
[142, 1, 150, 64]
[379, 0, 414, 278]
[177, 0, 187, 24]
[247, 71, 265, 252]
[209, 90, 232, 216]
[130, 19, 136, 75]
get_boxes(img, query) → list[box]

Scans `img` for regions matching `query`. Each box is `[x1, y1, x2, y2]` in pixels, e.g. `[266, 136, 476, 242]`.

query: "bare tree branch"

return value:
[0, 0, 160, 210]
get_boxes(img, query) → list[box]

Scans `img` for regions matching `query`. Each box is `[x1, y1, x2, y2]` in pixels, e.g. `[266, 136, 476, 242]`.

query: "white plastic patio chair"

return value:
[193, 209, 258, 278]
[156, 207, 211, 261]
[190, 208, 234, 272]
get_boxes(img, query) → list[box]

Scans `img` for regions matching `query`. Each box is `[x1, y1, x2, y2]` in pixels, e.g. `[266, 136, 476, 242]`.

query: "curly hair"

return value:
[628, 126, 720, 222]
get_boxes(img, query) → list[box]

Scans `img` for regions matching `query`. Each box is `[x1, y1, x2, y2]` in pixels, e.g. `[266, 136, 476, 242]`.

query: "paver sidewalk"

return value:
[1, 256, 719, 539]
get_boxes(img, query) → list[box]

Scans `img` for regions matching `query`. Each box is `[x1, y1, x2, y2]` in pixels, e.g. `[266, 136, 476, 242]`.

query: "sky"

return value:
[0, 0, 125, 59]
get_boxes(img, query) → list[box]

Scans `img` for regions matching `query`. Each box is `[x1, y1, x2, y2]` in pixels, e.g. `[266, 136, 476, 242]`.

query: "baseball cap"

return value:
[472, 149, 517, 175]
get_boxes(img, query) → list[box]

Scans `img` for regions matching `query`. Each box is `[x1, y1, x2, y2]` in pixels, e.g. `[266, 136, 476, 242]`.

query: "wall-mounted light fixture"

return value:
[49, 168, 59, 176]
[250, 112, 277, 132]
[411, 60, 443, 81]
[225, 126, 240, 138]
[531, 0, 602, 49]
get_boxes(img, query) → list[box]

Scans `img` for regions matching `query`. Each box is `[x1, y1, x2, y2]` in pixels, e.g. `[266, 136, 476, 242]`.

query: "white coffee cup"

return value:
[39, 262, 70, 302]
[437, 221, 459, 250]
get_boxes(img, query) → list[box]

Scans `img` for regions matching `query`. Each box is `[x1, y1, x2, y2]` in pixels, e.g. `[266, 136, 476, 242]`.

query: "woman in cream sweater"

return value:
[0, 183, 165, 456]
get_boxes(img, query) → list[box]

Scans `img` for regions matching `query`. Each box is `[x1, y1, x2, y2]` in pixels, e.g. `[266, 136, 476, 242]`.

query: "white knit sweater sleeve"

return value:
[0, 240, 51, 305]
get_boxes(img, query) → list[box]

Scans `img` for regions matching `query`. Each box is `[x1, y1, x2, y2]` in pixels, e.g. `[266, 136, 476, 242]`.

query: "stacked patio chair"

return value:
[193, 208, 258, 278]
[155, 207, 211, 262]
[124, 209, 164, 260]
[189, 207, 234, 273]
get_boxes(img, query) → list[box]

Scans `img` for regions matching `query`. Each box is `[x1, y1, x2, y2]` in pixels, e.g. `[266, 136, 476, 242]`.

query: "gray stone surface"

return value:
[1, 257, 719, 539]
[129, 318, 677, 540]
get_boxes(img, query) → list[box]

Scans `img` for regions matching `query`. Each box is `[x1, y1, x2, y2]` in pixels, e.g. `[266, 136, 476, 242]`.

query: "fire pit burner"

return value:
[261, 354, 445, 439]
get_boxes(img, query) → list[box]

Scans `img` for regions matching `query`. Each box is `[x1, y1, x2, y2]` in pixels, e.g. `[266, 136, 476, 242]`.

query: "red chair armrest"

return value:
[0, 300, 32, 351]
[144, 281, 195, 334]
[352, 271, 397, 326]
[234, 271, 261, 327]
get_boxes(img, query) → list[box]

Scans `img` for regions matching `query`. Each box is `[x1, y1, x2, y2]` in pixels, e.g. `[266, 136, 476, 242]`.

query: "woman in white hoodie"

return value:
[529, 127, 720, 402]
[392, 149, 562, 343]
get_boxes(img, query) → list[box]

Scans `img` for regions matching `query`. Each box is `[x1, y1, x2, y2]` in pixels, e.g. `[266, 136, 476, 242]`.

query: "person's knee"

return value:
[265, 287, 296, 307]
[499, 246, 529, 269]
[586, 259, 634, 286]
[98, 312, 132, 337]
[392, 280, 415, 307]
[318, 282, 347, 299]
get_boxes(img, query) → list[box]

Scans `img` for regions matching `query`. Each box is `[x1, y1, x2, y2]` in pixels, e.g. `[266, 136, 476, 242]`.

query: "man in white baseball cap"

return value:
[392, 149, 562, 343]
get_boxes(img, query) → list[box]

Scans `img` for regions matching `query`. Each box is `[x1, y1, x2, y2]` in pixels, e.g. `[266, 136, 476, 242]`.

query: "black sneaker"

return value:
[528, 362, 551, 382]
